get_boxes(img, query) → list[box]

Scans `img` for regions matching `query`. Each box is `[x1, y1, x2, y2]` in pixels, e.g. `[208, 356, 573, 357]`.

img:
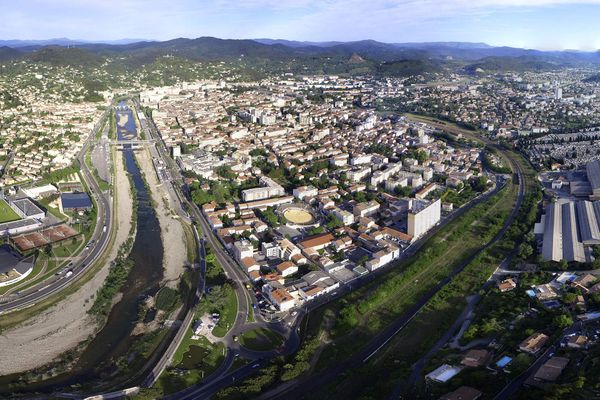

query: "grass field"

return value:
[156, 335, 225, 395]
[239, 328, 284, 351]
[0, 199, 20, 223]
[211, 285, 238, 337]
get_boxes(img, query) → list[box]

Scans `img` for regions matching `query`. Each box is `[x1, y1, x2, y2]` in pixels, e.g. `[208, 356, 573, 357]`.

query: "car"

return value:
[251, 363, 260, 369]
[233, 335, 239, 342]
[291, 311, 297, 317]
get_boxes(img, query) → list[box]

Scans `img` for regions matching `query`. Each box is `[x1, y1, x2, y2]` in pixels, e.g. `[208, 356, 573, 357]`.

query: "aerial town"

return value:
[3, 3, 600, 399]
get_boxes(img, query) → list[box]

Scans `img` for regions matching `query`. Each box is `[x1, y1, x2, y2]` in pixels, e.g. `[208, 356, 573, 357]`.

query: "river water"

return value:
[0, 102, 164, 394]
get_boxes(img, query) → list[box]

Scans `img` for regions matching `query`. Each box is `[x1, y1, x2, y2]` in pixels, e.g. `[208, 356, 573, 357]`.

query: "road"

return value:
[0, 109, 114, 314]
[132, 100, 303, 397]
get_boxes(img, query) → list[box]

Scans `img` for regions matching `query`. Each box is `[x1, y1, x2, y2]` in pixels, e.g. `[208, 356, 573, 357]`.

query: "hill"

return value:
[464, 56, 558, 74]
[0, 46, 21, 62]
[26, 46, 104, 67]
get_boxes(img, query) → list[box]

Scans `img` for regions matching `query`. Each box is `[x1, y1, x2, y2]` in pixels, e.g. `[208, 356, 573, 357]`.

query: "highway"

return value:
[0, 110, 114, 314]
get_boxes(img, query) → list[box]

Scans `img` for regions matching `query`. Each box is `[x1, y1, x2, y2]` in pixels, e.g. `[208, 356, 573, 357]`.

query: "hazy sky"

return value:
[2, 0, 600, 50]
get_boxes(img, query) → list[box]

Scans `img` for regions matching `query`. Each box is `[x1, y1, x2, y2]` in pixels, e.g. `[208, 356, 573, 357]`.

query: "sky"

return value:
[2, 0, 600, 50]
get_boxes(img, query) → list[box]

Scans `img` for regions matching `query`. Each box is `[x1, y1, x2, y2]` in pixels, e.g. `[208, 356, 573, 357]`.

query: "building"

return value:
[276, 261, 298, 277]
[587, 160, 600, 200]
[425, 364, 462, 383]
[533, 357, 569, 382]
[241, 176, 286, 202]
[0, 245, 35, 287]
[519, 332, 549, 355]
[541, 200, 586, 263]
[10, 198, 45, 220]
[407, 199, 441, 239]
[353, 201, 380, 218]
[293, 185, 318, 200]
[498, 278, 517, 292]
[576, 200, 600, 245]
[567, 335, 589, 349]
[263, 284, 295, 311]
[261, 242, 281, 258]
[461, 349, 491, 367]
[21, 184, 58, 199]
[60, 192, 93, 213]
[440, 387, 483, 400]
[365, 244, 400, 271]
[331, 207, 354, 225]
[555, 86, 563, 100]
[298, 233, 335, 251]
[234, 240, 254, 261]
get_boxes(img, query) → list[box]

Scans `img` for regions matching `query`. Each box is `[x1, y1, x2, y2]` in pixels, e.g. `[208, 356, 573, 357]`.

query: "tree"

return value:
[326, 214, 344, 230]
[518, 243, 534, 259]
[394, 185, 412, 197]
[415, 150, 428, 164]
[191, 188, 213, 205]
[553, 313, 573, 329]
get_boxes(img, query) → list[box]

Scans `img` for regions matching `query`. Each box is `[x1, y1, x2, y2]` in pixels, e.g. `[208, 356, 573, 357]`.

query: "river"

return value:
[0, 101, 165, 395]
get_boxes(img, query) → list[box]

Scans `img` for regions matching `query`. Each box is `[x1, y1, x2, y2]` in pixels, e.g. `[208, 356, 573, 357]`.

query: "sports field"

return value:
[0, 199, 20, 223]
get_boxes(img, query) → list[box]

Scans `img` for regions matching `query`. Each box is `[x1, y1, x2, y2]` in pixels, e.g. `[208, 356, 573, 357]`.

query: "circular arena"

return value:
[278, 204, 318, 227]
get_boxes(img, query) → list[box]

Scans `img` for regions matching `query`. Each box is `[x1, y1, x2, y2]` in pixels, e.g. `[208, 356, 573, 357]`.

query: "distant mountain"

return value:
[253, 39, 344, 48]
[26, 46, 104, 67]
[0, 46, 21, 62]
[377, 59, 442, 77]
[0, 38, 148, 48]
[392, 41, 492, 49]
[0, 38, 84, 48]
[1, 37, 599, 77]
[464, 56, 558, 74]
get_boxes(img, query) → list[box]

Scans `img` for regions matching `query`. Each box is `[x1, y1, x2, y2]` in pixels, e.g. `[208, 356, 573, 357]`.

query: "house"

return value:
[519, 332, 549, 355]
[276, 261, 298, 277]
[262, 241, 281, 258]
[241, 257, 259, 273]
[425, 364, 462, 383]
[263, 284, 295, 312]
[439, 386, 483, 400]
[353, 201, 380, 218]
[533, 357, 569, 382]
[533, 284, 558, 300]
[233, 240, 254, 261]
[567, 335, 589, 349]
[498, 278, 517, 292]
[461, 349, 491, 368]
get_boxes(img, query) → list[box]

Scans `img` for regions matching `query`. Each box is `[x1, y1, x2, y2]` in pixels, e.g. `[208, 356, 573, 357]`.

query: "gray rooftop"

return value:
[587, 160, 600, 192]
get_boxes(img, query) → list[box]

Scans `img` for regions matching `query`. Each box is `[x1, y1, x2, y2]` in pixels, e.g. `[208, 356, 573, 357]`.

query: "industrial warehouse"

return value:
[536, 159, 600, 263]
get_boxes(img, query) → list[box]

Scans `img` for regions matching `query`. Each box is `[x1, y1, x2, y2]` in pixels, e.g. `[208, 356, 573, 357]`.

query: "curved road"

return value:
[0, 111, 113, 314]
